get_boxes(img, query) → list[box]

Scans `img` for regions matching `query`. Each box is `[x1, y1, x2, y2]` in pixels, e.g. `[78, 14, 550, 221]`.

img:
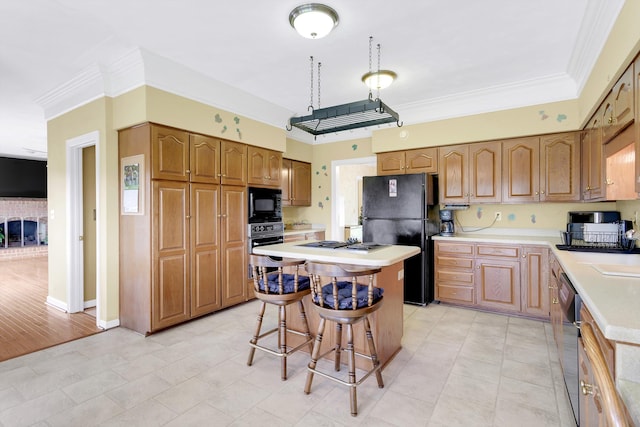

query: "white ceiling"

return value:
[0, 0, 624, 159]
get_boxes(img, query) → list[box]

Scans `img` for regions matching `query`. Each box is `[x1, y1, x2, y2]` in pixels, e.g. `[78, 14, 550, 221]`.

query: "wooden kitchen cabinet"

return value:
[282, 158, 311, 206]
[578, 304, 629, 427]
[439, 142, 501, 204]
[248, 146, 282, 188]
[220, 185, 248, 307]
[502, 136, 540, 203]
[434, 241, 475, 305]
[540, 133, 581, 202]
[435, 240, 549, 319]
[119, 122, 248, 335]
[581, 112, 606, 201]
[549, 253, 563, 360]
[152, 180, 190, 330]
[503, 133, 580, 203]
[602, 64, 634, 144]
[475, 244, 521, 313]
[469, 142, 502, 204]
[521, 246, 549, 318]
[377, 147, 438, 175]
[438, 145, 468, 204]
[284, 230, 325, 243]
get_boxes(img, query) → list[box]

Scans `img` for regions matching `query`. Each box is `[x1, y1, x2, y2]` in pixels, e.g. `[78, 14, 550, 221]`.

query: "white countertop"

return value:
[252, 241, 420, 267]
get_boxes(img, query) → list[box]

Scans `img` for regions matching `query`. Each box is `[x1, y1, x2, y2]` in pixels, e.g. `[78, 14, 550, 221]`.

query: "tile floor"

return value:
[0, 302, 576, 426]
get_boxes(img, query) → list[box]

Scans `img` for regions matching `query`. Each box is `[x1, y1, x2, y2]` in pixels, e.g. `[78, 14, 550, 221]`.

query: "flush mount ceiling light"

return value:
[361, 70, 397, 90]
[362, 38, 397, 91]
[289, 3, 339, 39]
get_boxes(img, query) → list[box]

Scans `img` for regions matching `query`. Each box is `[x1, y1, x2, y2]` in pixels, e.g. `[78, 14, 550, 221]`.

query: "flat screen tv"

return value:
[0, 157, 47, 198]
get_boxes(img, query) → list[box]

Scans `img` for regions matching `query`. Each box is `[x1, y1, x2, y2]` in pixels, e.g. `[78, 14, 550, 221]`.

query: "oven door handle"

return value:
[252, 239, 284, 247]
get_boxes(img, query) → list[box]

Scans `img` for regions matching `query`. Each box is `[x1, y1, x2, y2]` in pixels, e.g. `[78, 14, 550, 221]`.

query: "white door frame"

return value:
[330, 156, 376, 240]
[66, 131, 100, 323]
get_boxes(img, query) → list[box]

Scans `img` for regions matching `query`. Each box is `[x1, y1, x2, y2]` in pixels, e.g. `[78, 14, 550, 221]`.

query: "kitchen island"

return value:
[252, 241, 420, 369]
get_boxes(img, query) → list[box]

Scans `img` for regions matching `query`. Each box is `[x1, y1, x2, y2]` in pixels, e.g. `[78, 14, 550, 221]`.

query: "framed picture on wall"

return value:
[121, 154, 144, 215]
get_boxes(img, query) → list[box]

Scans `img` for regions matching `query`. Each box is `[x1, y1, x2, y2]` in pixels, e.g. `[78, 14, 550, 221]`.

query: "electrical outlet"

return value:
[495, 212, 502, 221]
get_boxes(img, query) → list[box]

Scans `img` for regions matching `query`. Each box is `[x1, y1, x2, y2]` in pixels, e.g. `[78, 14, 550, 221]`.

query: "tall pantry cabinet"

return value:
[119, 123, 247, 335]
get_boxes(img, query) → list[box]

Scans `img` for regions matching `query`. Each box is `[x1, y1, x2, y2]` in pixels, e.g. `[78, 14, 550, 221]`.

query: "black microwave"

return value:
[248, 187, 282, 223]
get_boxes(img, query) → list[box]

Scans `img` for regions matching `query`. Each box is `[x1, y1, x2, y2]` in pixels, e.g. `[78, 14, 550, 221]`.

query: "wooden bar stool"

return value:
[247, 255, 314, 380]
[303, 261, 385, 417]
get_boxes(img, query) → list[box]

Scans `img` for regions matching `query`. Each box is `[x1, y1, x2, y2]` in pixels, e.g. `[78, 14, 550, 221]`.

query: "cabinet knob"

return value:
[535, 191, 539, 195]
[540, 190, 545, 194]
[607, 117, 613, 124]
[580, 380, 594, 396]
[522, 254, 526, 258]
[186, 170, 191, 174]
[186, 215, 191, 219]
[552, 297, 559, 304]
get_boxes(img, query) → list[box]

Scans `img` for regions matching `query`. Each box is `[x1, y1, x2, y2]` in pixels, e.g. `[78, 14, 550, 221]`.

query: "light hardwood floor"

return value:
[0, 256, 102, 362]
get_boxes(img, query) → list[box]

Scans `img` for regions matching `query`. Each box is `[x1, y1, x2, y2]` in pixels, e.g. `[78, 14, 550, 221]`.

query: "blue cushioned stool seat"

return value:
[259, 273, 310, 294]
[313, 281, 383, 309]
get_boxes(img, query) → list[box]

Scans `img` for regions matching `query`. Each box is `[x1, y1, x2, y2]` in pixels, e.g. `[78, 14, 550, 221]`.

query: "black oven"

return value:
[247, 222, 284, 278]
[559, 272, 582, 426]
[248, 187, 282, 224]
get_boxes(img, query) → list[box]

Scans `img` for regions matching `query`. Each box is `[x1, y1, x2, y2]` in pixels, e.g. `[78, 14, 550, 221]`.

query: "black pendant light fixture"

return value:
[287, 35, 402, 136]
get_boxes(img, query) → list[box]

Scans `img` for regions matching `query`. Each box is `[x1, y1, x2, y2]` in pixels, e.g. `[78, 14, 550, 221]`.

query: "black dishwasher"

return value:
[558, 272, 582, 426]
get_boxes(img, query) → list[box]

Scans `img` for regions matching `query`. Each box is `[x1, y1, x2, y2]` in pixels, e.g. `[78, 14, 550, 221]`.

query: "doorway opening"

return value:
[331, 157, 376, 241]
[65, 131, 100, 325]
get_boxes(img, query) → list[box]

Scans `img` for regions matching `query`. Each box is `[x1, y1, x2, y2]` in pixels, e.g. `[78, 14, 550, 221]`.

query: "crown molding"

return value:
[567, 0, 625, 94]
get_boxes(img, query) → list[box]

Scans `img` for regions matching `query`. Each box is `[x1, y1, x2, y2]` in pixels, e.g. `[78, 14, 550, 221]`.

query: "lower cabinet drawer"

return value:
[437, 270, 474, 284]
[436, 284, 474, 303]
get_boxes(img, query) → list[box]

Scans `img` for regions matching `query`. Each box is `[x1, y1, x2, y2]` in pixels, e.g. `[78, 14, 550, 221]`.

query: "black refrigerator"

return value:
[362, 173, 438, 305]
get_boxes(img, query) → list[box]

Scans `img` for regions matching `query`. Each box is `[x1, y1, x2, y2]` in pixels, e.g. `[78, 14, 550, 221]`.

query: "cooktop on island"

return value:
[299, 241, 388, 251]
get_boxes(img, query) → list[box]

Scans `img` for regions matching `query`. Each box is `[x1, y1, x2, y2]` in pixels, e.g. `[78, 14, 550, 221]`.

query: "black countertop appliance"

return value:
[362, 173, 439, 305]
[558, 210, 638, 254]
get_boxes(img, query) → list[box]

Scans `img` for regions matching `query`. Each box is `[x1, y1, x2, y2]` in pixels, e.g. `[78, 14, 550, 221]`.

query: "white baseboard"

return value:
[46, 296, 68, 312]
[83, 299, 96, 309]
[99, 318, 120, 330]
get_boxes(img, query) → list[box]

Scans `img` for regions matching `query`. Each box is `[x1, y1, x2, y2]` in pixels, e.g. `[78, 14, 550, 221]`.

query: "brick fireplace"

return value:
[0, 198, 48, 259]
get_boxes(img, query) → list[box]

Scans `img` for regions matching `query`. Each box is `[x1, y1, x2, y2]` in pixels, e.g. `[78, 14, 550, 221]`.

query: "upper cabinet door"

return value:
[581, 112, 605, 200]
[603, 65, 634, 144]
[189, 134, 220, 184]
[405, 148, 438, 174]
[291, 160, 311, 206]
[247, 146, 282, 188]
[502, 137, 540, 203]
[540, 133, 581, 202]
[152, 125, 190, 181]
[377, 151, 405, 175]
[469, 142, 501, 204]
[221, 140, 247, 186]
[439, 145, 469, 204]
[281, 158, 292, 206]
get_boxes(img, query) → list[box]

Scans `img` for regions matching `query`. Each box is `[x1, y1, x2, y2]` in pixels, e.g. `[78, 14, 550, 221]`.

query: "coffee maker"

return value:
[440, 209, 455, 236]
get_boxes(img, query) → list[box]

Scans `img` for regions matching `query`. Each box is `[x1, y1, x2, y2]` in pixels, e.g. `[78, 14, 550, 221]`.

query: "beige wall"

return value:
[451, 202, 618, 232]
[48, 87, 286, 326]
[47, 97, 120, 322]
[372, 100, 579, 152]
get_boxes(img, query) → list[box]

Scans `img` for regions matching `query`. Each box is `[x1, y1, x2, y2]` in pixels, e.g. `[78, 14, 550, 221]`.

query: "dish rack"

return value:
[560, 230, 635, 251]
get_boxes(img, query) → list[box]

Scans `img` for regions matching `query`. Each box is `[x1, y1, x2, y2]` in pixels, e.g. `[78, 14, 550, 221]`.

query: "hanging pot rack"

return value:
[287, 37, 402, 136]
